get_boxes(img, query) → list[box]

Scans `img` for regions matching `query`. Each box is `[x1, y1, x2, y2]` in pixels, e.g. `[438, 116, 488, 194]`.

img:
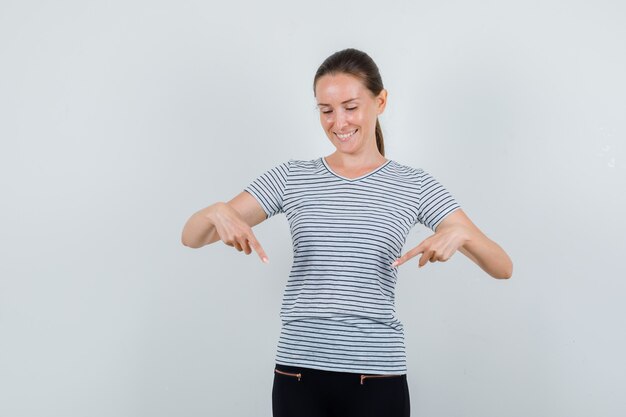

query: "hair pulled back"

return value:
[313, 48, 386, 156]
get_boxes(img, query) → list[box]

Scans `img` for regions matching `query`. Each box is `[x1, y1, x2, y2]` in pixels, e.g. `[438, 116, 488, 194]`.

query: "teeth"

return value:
[336, 129, 357, 139]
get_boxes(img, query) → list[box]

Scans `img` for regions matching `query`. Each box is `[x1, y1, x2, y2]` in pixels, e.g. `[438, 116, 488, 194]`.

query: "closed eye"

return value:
[321, 107, 357, 114]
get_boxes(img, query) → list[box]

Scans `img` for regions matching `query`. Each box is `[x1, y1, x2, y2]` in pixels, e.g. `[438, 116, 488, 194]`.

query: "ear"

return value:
[377, 89, 388, 114]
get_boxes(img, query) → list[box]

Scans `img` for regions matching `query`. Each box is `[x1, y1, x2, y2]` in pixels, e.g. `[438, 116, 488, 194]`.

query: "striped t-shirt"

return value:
[243, 156, 461, 375]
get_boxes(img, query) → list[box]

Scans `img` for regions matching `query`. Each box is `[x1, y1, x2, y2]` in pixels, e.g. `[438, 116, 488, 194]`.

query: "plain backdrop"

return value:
[1, 1, 625, 416]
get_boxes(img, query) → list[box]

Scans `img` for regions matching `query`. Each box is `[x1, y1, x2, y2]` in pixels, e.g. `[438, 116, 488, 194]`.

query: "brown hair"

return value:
[313, 48, 386, 156]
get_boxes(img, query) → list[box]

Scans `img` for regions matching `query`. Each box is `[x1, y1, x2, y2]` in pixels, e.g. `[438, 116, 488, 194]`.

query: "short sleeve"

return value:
[243, 160, 291, 219]
[416, 169, 461, 231]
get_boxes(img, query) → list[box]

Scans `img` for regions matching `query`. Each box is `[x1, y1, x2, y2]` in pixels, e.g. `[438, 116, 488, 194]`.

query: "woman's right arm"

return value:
[181, 191, 270, 261]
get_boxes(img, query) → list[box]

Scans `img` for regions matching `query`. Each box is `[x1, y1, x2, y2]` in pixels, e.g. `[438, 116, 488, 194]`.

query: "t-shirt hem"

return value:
[274, 358, 408, 375]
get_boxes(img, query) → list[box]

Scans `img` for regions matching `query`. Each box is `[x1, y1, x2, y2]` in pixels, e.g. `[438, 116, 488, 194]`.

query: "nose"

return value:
[333, 109, 348, 131]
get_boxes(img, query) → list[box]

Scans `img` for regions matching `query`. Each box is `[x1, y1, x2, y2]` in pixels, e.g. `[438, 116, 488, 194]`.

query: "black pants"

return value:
[272, 363, 410, 417]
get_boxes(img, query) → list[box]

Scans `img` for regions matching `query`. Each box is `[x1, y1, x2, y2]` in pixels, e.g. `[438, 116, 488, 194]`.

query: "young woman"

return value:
[181, 48, 513, 417]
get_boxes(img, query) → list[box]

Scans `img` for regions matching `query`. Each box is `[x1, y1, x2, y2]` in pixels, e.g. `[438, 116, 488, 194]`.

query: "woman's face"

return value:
[315, 73, 386, 154]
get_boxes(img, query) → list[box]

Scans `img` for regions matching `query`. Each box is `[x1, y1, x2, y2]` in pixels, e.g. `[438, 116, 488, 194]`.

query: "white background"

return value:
[1, 1, 625, 416]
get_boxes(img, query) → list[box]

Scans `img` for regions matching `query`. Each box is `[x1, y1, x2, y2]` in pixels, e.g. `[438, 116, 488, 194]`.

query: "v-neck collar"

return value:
[321, 157, 392, 182]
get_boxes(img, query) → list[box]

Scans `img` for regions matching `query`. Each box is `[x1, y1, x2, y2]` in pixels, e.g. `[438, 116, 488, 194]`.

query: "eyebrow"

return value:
[316, 97, 359, 107]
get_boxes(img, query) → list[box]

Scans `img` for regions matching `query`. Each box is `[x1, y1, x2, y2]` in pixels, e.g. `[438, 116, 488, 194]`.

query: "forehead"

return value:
[315, 73, 366, 105]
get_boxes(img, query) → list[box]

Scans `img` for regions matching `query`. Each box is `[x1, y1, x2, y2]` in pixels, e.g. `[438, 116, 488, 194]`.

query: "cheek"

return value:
[320, 117, 333, 127]
[351, 112, 366, 126]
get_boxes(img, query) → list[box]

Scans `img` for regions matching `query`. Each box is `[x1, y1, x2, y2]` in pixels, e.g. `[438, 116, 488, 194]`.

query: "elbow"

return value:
[181, 234, 200, 249]
[492, 261, 513, 279]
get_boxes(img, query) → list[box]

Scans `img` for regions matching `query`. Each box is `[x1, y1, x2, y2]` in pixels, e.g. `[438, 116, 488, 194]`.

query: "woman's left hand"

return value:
[391, 225, 471, 268]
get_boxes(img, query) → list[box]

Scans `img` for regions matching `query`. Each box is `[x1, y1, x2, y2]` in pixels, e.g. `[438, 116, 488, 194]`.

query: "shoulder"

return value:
[384, 160, 457, 200]
[285, 157, 324, 175]
[387, 160, 424, 176]
[383, 160, 428, 185]
[388, 160, 447, 183]
[287, 158, 318, 168]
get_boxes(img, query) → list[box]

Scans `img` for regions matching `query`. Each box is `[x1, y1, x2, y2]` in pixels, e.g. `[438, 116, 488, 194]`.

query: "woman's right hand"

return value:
[207, 202, 270, 263]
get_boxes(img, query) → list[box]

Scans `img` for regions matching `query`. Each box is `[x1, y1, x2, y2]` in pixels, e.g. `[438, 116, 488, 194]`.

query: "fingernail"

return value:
[263, 257, 269, 264]
[391, 261, 398, 267]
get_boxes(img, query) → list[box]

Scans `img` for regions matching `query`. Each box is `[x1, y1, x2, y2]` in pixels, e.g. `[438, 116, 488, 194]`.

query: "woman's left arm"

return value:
[391, 209, 513, 279]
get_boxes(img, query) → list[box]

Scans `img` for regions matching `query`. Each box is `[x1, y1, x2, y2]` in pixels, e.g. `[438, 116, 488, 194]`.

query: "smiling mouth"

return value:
[335, 129, 358, 140]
